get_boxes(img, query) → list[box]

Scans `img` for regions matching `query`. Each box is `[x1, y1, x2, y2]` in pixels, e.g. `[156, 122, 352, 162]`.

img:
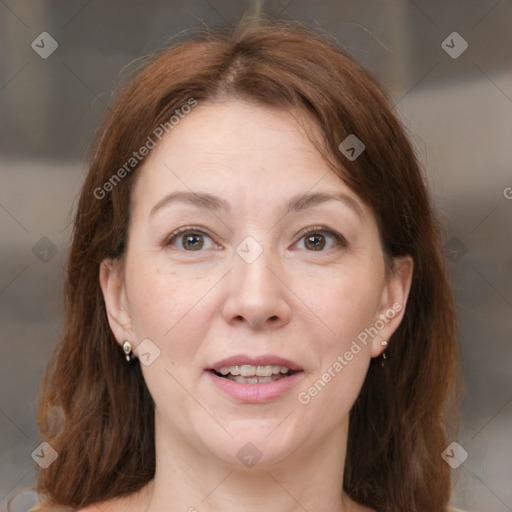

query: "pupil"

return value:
[184, 234, 203, 250]
[306, 234, 325, 250]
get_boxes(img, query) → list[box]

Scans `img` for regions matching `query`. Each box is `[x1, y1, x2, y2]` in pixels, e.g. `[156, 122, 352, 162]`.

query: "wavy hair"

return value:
[18, 16, 458, 512]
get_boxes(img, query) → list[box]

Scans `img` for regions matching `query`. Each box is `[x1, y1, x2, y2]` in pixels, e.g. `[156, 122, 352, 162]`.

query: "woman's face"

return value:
[101, 99, 412, 468]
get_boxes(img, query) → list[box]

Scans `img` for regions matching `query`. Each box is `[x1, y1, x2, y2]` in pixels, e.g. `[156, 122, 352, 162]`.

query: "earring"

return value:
[380, 340, 388, 366]
[122, 340, 134, 362]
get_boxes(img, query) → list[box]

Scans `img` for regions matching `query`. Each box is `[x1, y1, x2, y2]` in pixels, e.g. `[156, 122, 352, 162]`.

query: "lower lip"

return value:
[206, 371, 304, 404]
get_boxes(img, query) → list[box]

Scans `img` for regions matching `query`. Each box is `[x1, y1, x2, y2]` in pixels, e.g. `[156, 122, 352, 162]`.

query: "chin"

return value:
[199, 428, 301, 469]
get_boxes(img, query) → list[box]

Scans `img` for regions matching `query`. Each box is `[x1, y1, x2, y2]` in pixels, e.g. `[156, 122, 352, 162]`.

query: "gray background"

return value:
[1, 1, 511, 511]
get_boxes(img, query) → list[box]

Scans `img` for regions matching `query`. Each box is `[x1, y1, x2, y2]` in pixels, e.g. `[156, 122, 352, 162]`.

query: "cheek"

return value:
[125, 256, 211, 352]
[297, 284, 375, 419]
[296, 266, 383, 414]
[301, 265, 383, 347]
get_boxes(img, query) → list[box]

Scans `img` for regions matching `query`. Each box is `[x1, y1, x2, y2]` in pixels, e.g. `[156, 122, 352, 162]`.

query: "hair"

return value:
[19, 15, 459, 512]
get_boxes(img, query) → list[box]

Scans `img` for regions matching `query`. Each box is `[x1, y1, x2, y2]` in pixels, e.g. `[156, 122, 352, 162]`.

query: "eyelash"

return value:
[163, 225, 348, 252]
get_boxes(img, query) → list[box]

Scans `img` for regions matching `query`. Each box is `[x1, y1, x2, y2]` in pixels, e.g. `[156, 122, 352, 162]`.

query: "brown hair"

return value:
[22, 16, 458, 512]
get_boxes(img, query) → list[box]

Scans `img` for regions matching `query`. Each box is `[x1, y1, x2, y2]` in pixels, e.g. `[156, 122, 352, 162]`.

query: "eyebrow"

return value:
[149, 190, 364, 220]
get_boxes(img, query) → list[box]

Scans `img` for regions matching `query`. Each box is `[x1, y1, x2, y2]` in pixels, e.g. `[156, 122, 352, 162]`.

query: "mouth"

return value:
[205, 354, 304, 386]
[209, 365, 302, 384]
[205, 359, 305, 403]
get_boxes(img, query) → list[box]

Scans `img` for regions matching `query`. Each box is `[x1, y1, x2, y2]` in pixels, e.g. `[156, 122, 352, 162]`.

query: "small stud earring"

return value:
[380, 340, 388, 366]
[122, 340, 133, 362]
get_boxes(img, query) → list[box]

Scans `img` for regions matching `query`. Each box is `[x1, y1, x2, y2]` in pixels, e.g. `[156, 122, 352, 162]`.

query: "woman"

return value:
[26, 17, 460, 512]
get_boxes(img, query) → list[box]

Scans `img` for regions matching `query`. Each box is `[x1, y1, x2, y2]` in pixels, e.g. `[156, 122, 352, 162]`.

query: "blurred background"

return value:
[1, 1, 511, 511]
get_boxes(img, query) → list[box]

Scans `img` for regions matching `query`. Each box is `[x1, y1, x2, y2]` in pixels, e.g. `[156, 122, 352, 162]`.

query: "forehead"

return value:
[145, 100, 324, 169]
[131, 100, 369, 219]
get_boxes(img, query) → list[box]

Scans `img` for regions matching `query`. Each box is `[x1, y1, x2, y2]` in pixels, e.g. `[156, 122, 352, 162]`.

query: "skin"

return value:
[97, 99, 413, 512]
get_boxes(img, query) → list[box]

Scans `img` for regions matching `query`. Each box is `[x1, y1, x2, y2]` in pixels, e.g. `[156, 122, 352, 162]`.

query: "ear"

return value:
[99, 258, 135, 348]
[370, 255, 414, 358]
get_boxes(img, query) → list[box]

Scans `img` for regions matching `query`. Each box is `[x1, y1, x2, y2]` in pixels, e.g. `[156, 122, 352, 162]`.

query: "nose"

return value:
[222, 240, 292, 331]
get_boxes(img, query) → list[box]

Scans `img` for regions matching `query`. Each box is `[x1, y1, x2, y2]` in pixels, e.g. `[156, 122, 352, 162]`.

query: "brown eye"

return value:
[182, 233, 204, 250]
[165, 227, 217, 251]
[304, 233, 326, 251]
[296, 227, 347, 252]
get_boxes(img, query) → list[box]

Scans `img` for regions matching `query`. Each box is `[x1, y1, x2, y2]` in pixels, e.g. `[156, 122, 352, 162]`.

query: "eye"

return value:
[163, 225, 347, 252]
[294, 226, 347, 252]
[164, 226, 218, 251]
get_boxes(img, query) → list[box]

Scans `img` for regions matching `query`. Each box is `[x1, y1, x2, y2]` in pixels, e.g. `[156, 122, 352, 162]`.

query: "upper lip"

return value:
[207, 354, 303, 373]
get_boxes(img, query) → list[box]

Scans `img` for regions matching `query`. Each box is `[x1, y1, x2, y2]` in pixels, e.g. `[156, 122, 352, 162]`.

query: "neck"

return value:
[141, 416, 357, 512]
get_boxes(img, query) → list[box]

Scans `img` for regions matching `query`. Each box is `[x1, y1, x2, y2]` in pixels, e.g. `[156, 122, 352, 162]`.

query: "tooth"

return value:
[228, 375, 282, 384]
[256, 365, 272, 377]
[255, 376, 273, 383]
[240, 365, 256, 377]
[217, 364, 293, 377]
